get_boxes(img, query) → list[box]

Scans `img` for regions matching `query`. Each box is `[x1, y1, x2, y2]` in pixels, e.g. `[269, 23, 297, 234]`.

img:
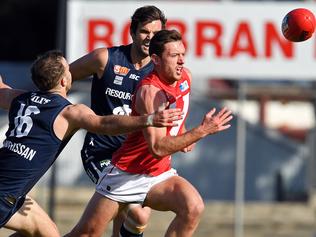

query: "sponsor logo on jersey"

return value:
[89, 138, 94, 146]
[3, 140, 37, 161]
[30, 94, 51, 104]
[100, 159, 111, 168]
[114, 65, 130, 76]
[179, 80, 189, 92]
[129, 74, 140, 81]
[114, 75, 123, 85]
[105, 87, 132, 100]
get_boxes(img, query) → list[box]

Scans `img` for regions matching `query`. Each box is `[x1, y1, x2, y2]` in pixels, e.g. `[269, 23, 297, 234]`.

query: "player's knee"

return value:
[178, 198, 204, 223]
[184, 199, 204, 225]
[191, 200, 205, 218]
[26, 200, 59, 237]
[15, 220, 37, 237]
[129, 207, 151, 226]
[124, 206, 151, 233]
[29, 216, 58, 237]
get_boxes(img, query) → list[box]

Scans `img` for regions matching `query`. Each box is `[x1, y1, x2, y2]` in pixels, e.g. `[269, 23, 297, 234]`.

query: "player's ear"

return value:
[151, 54, 160, 66]
[60, 76, 67, 87]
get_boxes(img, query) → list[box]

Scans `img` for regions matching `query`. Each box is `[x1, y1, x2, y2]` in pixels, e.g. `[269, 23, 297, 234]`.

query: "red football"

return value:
[281, 8, 316, 42]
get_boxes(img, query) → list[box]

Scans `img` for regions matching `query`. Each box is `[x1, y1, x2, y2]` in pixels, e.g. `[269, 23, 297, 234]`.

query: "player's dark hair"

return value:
[31, 50, 65, 91]
[149, 29, 182, 57]
[130, 5, 167, 35]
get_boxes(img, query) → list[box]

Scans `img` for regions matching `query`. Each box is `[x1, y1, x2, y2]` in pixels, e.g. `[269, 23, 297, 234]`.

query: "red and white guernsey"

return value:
[112, 70, 191, 176]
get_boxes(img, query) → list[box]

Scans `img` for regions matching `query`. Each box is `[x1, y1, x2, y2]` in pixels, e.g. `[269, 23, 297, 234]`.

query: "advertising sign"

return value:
[67, 1, 316, 80]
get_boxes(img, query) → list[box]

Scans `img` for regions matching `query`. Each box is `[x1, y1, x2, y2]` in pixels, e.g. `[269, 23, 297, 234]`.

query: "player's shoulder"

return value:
[137, 84, 166, 102]
[91, 48, 108, 61]
[63, 103, 90, 113]
[59, 103, 88, 119]
[139, 83, 161, 92]
[83, 47, 109, 69]
[136, 84, 168, 113]
[107, 44, 131, 57]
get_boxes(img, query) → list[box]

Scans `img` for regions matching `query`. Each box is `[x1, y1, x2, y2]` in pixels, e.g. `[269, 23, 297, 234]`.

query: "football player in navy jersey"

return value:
[0, 50, 182, 237]
[69, 5, 167, 237]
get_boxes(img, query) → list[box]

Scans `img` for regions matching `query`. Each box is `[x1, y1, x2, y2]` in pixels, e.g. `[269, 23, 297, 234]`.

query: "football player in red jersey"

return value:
[66, 30, 233, 237]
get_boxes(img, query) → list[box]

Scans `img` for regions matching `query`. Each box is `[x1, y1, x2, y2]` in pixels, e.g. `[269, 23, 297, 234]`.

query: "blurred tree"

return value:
[0, 0, 58, 61]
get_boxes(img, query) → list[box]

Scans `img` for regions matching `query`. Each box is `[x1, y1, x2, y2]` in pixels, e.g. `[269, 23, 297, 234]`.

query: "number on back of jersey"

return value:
[9, 103, 40, 138]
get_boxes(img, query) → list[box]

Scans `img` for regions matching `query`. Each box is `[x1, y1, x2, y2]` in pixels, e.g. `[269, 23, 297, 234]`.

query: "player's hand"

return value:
[149, 108, 183, 127]
[0, 75, 12, 89]
[199, 107, 233, 135]
[0, 75, 4, 87]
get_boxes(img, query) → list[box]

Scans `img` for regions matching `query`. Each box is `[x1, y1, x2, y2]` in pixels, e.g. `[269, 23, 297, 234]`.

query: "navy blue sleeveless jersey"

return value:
[0, 91, 71, 226]
[82, 44, 154, 159]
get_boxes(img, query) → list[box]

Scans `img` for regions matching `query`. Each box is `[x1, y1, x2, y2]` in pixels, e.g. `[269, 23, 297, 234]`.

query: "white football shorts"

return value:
[96, 164, 178, 203]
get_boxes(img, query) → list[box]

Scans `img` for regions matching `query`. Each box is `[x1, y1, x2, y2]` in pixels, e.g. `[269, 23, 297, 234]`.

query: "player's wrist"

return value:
[146, 114, 154, 126]
[194, 126, 208, 138]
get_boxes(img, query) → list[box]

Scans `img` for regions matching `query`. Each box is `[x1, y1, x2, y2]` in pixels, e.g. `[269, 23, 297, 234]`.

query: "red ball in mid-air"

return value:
[281, 8, 316, 42]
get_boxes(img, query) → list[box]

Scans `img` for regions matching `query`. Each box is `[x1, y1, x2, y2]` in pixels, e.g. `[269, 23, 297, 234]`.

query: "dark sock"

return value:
[120, 224, 143, 237]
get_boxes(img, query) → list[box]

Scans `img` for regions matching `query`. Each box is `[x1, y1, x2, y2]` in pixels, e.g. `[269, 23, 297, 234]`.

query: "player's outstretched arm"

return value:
[69, 48, 108, 82]
[147, 107, 233, 158]
[136, 84, 233, 158]
[0, 75, 25, 110]
[62, 103, 183, 136]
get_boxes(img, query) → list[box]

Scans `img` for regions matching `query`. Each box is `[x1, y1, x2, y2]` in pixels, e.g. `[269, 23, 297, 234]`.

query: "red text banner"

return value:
[67, 1, 316, 80]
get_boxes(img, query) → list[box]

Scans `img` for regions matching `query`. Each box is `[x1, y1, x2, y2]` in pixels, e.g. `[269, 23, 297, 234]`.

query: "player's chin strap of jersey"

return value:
[120, 204, 147, 236]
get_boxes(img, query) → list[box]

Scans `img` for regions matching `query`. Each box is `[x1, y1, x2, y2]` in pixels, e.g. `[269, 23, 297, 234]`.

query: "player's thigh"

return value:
[5, 196, 59, 237]
[144, 176, 203, 213]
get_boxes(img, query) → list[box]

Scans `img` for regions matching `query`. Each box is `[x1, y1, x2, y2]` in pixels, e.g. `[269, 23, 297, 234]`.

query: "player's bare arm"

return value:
[59, 103, 182, 138]
[137, 85, 233, 158]
[70, 48, 109, 81]
[0, 76, 25, 110]
[180, 126, 196, 153]
[158, 107, 233, 157]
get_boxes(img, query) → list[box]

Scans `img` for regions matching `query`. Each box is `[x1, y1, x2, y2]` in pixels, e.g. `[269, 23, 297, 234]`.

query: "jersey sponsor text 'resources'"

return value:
[105, 87, 132, 100]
